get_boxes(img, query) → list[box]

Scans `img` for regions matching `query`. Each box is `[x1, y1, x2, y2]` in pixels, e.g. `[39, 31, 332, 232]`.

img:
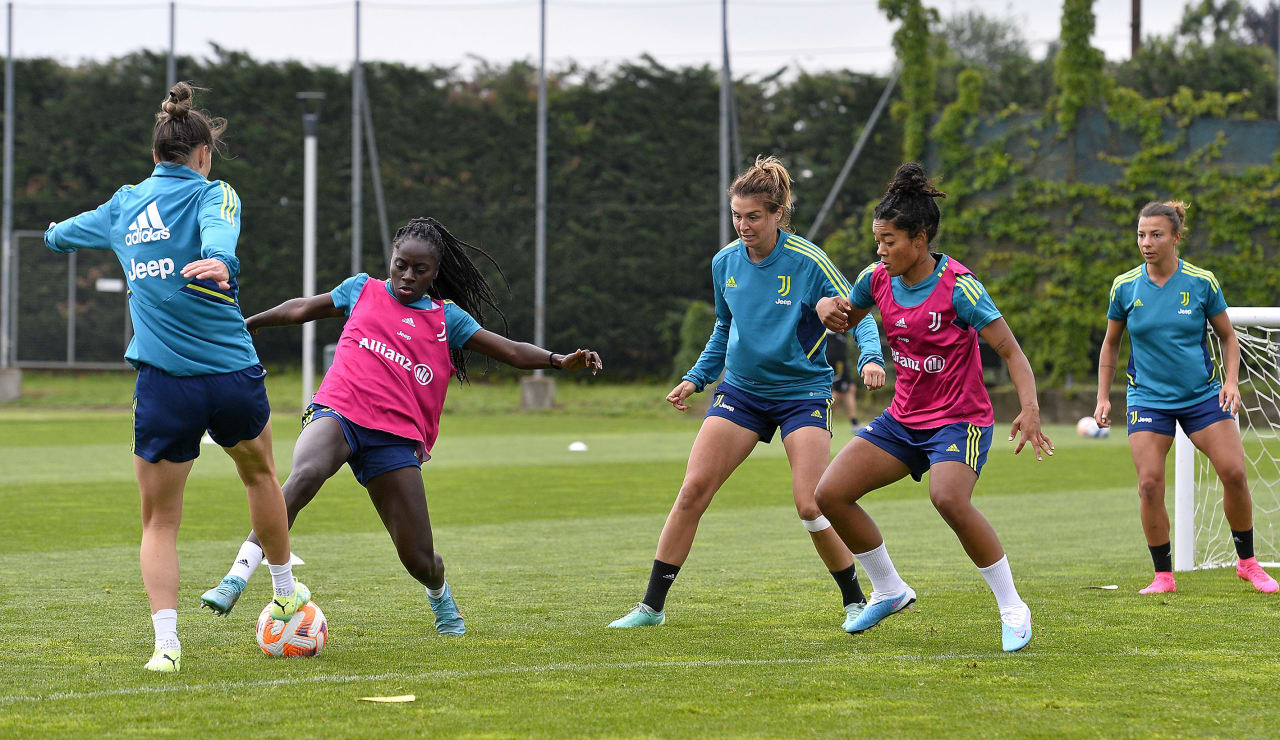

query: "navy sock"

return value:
[1232, 528, 1255, 560]
[641, 559, 680, 612]
[830, 563, 866, 606]
[1149, 541, 1172, 573]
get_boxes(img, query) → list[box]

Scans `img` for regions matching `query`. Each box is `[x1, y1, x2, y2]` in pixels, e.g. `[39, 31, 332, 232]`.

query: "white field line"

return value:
[2, 653, 1001, 705]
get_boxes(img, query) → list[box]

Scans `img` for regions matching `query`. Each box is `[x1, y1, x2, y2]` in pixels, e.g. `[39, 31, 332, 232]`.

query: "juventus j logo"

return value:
[1180, 291, 1190, 306]
[927, 311, 942, 332]
[777, 275, 791, 297]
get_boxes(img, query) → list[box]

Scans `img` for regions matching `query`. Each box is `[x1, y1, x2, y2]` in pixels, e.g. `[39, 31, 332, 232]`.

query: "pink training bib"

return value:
[871, 257, 993, 428]
[312, 279, 452, 456]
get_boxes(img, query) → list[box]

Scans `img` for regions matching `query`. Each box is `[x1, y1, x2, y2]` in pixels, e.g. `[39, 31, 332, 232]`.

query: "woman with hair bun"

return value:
[609, 155, 886, 631]
[1094, 201, 1277, 595]
[814, 162, 1051, 652]
[44, 82, 310, 672]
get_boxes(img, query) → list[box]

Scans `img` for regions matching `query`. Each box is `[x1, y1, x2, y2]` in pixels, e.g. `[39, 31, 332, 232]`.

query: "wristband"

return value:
[549, 351, 562, 370]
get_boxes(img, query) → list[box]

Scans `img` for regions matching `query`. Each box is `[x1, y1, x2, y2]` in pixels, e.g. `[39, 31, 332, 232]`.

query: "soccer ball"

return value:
[1076, 416, 1110, 439]
[255, 600, 327, 657]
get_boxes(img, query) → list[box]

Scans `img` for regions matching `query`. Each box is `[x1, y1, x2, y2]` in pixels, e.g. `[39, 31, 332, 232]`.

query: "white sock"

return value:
[151, 608, 179, 651]
[978, 555, 1024, 612]
[267, 562, 295, 597]
[228, 541, 264, 582]
[426, 582, 446, 600]
[853, 542, 909, 596]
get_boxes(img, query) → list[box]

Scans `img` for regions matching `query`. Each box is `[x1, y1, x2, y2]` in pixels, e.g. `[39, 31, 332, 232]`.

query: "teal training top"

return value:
[684, 230, 883, 401]
[329, 273, 482, 350]
[44, 163, 257, 376]
[1107, 259, 1228, 410]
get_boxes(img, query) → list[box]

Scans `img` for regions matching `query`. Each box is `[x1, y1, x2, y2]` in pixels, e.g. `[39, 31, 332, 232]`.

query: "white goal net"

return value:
[1175, 307, 1280, 570]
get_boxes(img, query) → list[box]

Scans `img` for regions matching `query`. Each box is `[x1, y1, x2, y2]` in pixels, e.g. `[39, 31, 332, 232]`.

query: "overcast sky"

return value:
[8, 0, 1270, 78]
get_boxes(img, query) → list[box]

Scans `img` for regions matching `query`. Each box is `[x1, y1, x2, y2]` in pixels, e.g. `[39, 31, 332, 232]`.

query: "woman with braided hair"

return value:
[201, 216, 602, 634]
[814, 162, 1052, 652]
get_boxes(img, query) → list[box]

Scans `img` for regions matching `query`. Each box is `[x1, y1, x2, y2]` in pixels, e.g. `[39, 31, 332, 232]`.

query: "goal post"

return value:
[1174, 306, 1280, 571]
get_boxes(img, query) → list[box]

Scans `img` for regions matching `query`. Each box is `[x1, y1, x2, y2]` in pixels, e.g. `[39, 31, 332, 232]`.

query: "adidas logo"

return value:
[402, 317, 416, 327]
[236, 559, 249, 567]
[1135, 299, 1144, 307]
[946, 443, 959, 452]
[662, 573, 675, 580]
[125, 202, 171, 246]
[725, 276, 738, 288]
[811, 410, 822, 418]
[894, 318, 907, 328]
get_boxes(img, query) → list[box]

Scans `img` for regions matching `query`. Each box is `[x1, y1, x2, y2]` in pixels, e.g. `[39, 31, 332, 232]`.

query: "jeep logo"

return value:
[127, 257, 175, 282]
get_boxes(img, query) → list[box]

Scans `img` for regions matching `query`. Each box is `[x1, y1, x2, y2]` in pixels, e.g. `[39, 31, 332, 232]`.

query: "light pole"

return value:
[298, 92, 324, 411]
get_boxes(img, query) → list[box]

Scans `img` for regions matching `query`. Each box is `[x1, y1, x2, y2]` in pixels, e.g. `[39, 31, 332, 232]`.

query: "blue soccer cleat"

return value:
[608, 602, 666, 628]
[841, 601, 868, 632]
[1000, 603, 1032, 652]
[428, 583, 466, 635]
[846, 585, 916, 633]
[200, 575, 247, 616]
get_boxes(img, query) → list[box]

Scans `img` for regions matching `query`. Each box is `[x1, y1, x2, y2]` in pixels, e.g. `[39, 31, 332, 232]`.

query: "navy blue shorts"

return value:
[704, 381, 831, 443]
[303, 404, 422, 487]
[857, 409, 993, 482]
[1126, 396, 1234, 437]
[132, 363, 272, 464]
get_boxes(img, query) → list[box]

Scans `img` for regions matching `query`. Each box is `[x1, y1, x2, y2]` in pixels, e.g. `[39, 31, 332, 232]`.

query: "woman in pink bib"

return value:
[813, 163, 1053, 652]
[201, 217, 602, 634]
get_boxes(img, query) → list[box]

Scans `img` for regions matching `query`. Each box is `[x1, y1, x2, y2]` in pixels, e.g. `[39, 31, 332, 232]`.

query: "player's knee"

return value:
[673, 479, 715, 514]
[928, 490, 966, 521]
[284, 463, 328, 500]
[1217, 465, 1248, 493]
[1136, 477, 1165, 503]
[814, 484, 838, 514]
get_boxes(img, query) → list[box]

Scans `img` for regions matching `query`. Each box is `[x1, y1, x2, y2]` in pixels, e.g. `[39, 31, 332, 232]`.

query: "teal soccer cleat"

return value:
[1000, 604, 1032, 652]
[428, 583, 466, 635]
[608, 603, 666, 628]
[845, 586, 916, 633]
[200, 575, 246, 616]
[841, 601, 868, 632]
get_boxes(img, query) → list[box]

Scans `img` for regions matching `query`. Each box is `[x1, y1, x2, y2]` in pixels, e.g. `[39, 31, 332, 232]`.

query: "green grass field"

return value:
[2, 372, 1279, 736]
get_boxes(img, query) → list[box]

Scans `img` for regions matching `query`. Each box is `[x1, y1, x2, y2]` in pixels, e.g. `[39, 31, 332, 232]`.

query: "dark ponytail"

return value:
[873, 162, 947, 242]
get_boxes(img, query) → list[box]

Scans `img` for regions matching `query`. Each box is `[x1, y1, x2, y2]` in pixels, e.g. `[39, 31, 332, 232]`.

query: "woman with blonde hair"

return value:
[609, 156, 884, 631]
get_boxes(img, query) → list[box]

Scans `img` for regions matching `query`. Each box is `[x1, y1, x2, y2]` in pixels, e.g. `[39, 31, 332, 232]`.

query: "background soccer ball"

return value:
[1076, 416, 1110, 439]
[256, 600, 328, 657]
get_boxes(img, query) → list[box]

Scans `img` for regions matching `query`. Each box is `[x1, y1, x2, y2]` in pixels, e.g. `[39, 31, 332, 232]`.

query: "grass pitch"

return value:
[2, 373, 1279, 736]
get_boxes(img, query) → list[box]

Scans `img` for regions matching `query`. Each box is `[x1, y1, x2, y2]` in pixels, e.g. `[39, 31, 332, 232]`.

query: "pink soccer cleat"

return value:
[1236, 557, 1279, 594]
[1139, 572, 1177, 594]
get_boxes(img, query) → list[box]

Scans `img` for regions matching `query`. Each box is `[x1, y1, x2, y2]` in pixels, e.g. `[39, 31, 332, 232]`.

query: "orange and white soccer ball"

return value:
[1076, 415, 1110, 439]
[256, 600, 328, 657]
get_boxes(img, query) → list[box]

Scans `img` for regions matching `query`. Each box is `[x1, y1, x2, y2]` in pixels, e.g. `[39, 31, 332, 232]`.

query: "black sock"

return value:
[642, 559, 680, 612]
[1149, 541, 1173, 573]
[1232, 529, 1255, 560]
[830, 564, 866, 606]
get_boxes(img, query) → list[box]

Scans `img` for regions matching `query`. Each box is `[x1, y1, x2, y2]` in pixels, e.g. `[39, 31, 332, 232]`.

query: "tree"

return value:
[880, 0, 938, 161]
[1053, 0, 1109, 131]
[935, 9, 1055, 113]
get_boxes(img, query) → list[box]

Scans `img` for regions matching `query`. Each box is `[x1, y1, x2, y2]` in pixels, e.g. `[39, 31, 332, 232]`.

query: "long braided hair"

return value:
[392, 216, 508, 381]
[873, 162, 947, 242]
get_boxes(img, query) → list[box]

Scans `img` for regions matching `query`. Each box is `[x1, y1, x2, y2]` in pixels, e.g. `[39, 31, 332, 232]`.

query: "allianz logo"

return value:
[125, 202, 171, 246]
[128, 257, 175, 281]
[890, 348, 946, 373]
[358, 336, 433, 386]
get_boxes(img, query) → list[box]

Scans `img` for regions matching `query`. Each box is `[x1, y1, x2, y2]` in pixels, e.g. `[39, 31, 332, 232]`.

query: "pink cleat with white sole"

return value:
[1236, 557, 1278, 594]
[1139, 572, 1176, 594]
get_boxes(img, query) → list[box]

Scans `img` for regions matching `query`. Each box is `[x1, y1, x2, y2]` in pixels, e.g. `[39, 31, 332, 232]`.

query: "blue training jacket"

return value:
[44, 162, 258, 376]
[684, 230, 883, 401]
